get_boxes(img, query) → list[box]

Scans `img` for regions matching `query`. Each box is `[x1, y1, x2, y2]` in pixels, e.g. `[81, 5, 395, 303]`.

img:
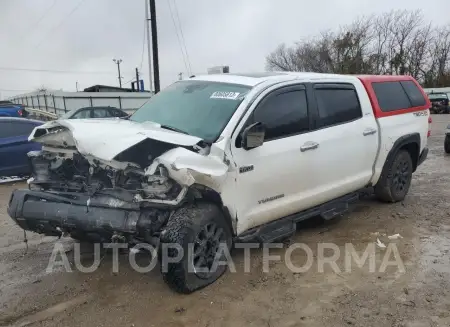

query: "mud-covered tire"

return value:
[445, 136, 450, 154]
[375, 150, 413, 203]
[160, 202, 232, 294]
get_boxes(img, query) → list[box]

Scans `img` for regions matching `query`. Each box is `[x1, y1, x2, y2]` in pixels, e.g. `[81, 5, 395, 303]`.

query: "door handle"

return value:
[300, 141, 319, 152]
[363, 128, 377, 136]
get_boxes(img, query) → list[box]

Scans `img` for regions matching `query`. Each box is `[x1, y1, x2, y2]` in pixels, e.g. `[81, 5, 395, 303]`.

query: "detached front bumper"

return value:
[7, 189, 168, 243]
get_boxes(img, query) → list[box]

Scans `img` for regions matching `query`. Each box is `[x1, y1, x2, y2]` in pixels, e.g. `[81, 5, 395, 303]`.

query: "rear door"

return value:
[0, 121, 40, 176]
[301, 82, 378, 204]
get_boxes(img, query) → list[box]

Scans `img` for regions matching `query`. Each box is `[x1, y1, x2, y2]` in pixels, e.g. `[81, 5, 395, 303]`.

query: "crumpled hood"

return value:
[29, 118, 204, 162]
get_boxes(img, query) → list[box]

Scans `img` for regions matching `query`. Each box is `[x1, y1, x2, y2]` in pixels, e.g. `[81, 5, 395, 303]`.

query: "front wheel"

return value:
[445, 135, 450, 154]
[375, 150, 413, 203]
[160, 202, 232, 294]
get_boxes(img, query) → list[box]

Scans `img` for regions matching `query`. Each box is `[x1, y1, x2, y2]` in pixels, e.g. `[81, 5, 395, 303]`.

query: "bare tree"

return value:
[406, 23, 433, 81]
[35, 85, 48, 93]
[266, 9, 450, 86]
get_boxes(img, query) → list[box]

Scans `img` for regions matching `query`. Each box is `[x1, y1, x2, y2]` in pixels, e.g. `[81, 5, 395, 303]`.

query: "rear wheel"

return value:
[160, 202, 232, 294]
[445, 135, 450, 154]
[375, 150, 413, 203]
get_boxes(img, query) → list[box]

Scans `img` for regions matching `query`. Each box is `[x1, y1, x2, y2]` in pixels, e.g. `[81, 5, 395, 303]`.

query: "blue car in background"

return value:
[0, 117, 43, 177]
[0, 100, 28, 117]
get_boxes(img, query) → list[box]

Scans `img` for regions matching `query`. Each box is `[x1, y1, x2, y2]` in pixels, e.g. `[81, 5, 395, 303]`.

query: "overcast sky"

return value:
[0, 0, 449, 98]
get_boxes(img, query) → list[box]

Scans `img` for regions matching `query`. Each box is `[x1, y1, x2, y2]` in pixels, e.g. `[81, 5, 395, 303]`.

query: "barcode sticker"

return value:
[210, 91, 241, 100]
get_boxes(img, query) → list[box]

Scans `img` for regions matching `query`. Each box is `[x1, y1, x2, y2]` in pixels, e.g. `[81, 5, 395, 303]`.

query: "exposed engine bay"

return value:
[7, 119, 230, 245]
[28, 149, 183, 204]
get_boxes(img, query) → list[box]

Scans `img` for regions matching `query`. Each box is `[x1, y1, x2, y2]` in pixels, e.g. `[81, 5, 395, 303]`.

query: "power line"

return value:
[35, 0, 87, 49]
[25, 0, 58, 38]
[123, 77, 135, 85]
[173, 0, 192, 75]
[0, 66, 116, 75]
[0, 88, 34, 92]
[139, 21, 146, 71]
[167, 0, 189, 75]
[123, 69, 142, 86]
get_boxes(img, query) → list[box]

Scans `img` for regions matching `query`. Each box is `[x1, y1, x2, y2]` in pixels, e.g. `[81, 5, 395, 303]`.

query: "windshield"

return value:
[130, 80, 251, 141]
[60, 108, 78, 119]
[428, 93, 448, 100]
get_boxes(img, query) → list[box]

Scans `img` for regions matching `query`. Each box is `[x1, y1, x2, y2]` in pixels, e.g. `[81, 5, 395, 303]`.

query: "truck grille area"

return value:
[8, 189, 170, 243]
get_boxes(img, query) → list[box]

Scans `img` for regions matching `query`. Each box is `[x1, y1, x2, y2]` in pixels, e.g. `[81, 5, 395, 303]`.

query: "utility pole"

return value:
[149, 0, 160, 93]
[76, 81, 79, 92]
[145, 0, 153, 93]
[113, 58, 123, 88]
[135, 67, 140, 92]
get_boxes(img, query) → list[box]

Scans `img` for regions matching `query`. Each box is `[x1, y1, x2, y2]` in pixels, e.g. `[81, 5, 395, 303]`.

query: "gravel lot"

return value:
[1, 116, 450, 327]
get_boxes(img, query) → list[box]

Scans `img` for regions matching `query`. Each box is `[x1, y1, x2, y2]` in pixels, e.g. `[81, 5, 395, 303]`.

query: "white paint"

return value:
[28, 72, 430, 237]
[29, 119, 203, 162]
[145, 146, 229, 192]
[376, 238, 387, 249]
[0, 176, 26, 184]
[225, 77, 381, 234]
[370, 110, 429, 185]
[388, 234, 403, 240]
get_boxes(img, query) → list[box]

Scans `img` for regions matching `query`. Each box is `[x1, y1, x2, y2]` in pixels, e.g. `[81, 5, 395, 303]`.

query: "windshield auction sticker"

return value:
[210, 91, 241, 100]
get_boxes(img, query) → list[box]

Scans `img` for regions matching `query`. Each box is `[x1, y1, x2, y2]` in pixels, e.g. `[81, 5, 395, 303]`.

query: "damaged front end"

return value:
[7, 119, 229, 245]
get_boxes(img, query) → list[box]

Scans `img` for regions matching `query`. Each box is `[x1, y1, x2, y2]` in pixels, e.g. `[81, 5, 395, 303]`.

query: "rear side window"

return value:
[110, 108, 127, 117]
[92, 108, 111, 118]
[0, 122, 36, 138]
[314, 85, 362, 128]
[372, 82, 412, 112]
[252, 88, 309, 141]
[400, 81, 426, 107]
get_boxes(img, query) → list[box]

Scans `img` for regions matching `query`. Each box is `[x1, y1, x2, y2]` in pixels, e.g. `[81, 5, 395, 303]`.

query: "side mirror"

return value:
[241, 122, 265, 150]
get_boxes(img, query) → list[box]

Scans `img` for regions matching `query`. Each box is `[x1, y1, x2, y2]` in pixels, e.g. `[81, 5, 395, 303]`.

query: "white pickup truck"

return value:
[8, 72, 431, 293]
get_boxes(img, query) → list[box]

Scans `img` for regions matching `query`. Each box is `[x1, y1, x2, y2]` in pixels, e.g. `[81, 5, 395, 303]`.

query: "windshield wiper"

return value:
[160, 124, 189, 135]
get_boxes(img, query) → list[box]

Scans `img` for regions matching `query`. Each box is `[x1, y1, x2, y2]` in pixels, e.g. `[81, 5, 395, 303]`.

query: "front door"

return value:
[230, 84, 312, 234]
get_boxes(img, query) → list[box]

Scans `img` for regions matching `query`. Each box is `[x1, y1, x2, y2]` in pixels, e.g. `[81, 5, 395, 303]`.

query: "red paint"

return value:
[357, 75, 431, 118]
[428, 113, 432, 137]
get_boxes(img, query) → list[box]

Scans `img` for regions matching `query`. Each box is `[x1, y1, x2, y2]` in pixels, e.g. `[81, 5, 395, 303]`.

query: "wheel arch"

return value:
[190, 184, 236, 236]
[382, 133, 421, 177]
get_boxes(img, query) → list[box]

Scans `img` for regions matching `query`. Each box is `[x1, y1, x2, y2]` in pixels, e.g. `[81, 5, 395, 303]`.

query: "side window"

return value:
[0, 122, 36, 138]
[92, 108, 111, 118]
[400, 81, 427, 107]
[372, 82, 412, 112]
[110, 108, 126, 117]
[252, 88, 309, 141]
[72, 109, 91, 119]
[314, 85, 362, 128]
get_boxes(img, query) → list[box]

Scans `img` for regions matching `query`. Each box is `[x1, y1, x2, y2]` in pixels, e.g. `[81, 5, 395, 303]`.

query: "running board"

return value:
[236, 192, 360, 243]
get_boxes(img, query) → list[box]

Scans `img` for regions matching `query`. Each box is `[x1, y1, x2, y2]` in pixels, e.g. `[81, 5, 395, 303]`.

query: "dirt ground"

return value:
[1, 116, 450, 327]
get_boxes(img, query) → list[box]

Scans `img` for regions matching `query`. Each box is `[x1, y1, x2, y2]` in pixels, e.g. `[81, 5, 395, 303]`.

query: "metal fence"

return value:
[10, 91, 152, 118]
